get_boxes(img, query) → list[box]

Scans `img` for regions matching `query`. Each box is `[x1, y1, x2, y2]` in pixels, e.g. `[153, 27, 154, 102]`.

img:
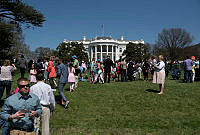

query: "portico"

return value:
[91, 44, 118, 61]
[63, 36, 145, 62]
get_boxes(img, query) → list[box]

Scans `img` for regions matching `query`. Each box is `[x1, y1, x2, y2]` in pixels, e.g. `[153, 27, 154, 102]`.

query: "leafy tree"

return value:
[56, 42, 89, 62]
[0, 0, 45, 59]
[0, 0, 45, 27]
[123, 43, 150, 62]
[0, 20, 22, 59]
[155, 28, 193, 61]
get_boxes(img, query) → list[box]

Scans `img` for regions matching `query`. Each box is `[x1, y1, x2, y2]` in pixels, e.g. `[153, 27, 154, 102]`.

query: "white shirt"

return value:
[30, 81, 55, 110]
[156, 61, 165, 72]
[44, 62, 48, 71]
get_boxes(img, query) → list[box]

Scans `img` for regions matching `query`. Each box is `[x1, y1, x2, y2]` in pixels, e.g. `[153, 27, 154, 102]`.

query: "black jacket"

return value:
[103, 58, 113, 72]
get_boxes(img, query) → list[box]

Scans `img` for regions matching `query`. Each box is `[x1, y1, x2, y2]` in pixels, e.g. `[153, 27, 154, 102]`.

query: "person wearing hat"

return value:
[103, 55, 113, 83]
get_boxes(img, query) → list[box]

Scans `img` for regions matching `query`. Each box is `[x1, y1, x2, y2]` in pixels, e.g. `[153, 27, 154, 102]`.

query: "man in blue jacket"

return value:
[57, 58, 70, 109]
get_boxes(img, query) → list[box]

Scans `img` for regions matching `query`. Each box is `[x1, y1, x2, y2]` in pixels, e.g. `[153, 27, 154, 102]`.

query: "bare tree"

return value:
[156, 28, 193, 61]
[35, 47, 54, 60]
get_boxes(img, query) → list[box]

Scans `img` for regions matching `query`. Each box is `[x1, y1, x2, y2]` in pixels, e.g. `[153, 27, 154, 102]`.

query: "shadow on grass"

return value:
[146, 89, 160, 93]
[64, 88, 70, 91]
[55, 95, 63, 106]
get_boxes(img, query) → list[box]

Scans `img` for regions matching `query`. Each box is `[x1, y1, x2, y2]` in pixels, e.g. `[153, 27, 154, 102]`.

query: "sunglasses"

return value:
[18, 84, 30, 88]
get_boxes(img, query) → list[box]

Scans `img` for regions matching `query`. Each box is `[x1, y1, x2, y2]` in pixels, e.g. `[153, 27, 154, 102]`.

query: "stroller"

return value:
[171, 67, 181, 80]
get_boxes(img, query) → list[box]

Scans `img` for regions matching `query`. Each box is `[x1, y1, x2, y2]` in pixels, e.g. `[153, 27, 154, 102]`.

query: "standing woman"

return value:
[0, 60, 16, 100]
[48, 56, 57, 89]
[152, 55, 165, 94]
[29, 63, 37, 86]
[68, 64, 76, 92]
[94, 59, 104, 84]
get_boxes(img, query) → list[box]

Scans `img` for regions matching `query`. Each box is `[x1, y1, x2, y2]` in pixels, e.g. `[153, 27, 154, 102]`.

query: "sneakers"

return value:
[61, 100, 65, 105]
[65, 101, 70, 109]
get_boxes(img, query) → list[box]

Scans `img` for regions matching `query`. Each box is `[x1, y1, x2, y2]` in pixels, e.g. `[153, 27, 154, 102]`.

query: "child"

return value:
[111, 64, 117, 82]
[68, 64, 76, 92]
[137, 66, 142, 80]
[30, 64, 37, 86]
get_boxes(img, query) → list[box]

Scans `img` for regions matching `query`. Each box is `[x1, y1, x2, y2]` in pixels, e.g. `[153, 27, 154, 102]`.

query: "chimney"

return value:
[121, 36, 124, 40]
[83, 36, 86, 41]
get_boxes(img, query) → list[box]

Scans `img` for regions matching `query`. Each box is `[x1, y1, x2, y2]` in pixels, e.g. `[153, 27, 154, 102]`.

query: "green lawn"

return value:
[1, 71, 200, 135]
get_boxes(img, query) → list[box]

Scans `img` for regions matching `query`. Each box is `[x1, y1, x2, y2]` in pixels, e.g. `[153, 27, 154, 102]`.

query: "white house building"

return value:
[63, 36, 144, 62]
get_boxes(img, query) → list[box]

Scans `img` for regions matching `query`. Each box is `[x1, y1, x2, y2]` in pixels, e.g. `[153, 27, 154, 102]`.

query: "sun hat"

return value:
[72, 55, 77, 58]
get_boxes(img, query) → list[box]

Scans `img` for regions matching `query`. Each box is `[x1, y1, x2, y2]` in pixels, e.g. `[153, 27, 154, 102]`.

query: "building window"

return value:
[97, 45, 101, 52]
[113, 46, 116, 52]
[119, 48, 122, 52]
[102, 45, 106, 52]
[108, 45, 112, 52]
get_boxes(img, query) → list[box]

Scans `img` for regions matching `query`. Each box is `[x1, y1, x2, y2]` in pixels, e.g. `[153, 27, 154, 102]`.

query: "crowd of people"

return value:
[0, 54, 199, 135]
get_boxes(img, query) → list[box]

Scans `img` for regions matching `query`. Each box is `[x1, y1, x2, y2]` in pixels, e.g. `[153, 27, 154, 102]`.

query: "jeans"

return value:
[0, 80, 12, 100]
[0, 119, 9, 135]
[121, 69, 127, 82]
[104, 72, 111, 83]
[20, 68, 26, 78]
[44, 71, 49, 81]
[58, 83, 67, 102]
[184, 70, 193, 83]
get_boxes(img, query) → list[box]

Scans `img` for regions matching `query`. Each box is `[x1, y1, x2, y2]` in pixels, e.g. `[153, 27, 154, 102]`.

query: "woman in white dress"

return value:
[152, 55, 165, 94]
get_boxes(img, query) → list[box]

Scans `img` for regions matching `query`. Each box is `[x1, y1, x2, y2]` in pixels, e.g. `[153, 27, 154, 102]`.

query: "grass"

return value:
[1, 70, 200, 135]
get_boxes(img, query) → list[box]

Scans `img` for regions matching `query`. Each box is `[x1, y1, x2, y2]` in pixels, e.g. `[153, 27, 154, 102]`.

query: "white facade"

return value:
[63, 36, 144, 62]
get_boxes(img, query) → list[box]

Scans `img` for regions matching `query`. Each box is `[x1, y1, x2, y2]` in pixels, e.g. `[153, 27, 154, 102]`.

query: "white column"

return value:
[95, 45, 97, 61]
[106, 45, 108, 56]
[91, 46, 93, 61]
[115, 46, 117, 60]
[100, 45, 102, 61]
[112, 45, 114, 61]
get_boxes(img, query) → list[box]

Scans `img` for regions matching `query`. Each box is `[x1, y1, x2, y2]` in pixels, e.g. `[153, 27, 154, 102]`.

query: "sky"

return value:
[22, 0, 200, 51]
